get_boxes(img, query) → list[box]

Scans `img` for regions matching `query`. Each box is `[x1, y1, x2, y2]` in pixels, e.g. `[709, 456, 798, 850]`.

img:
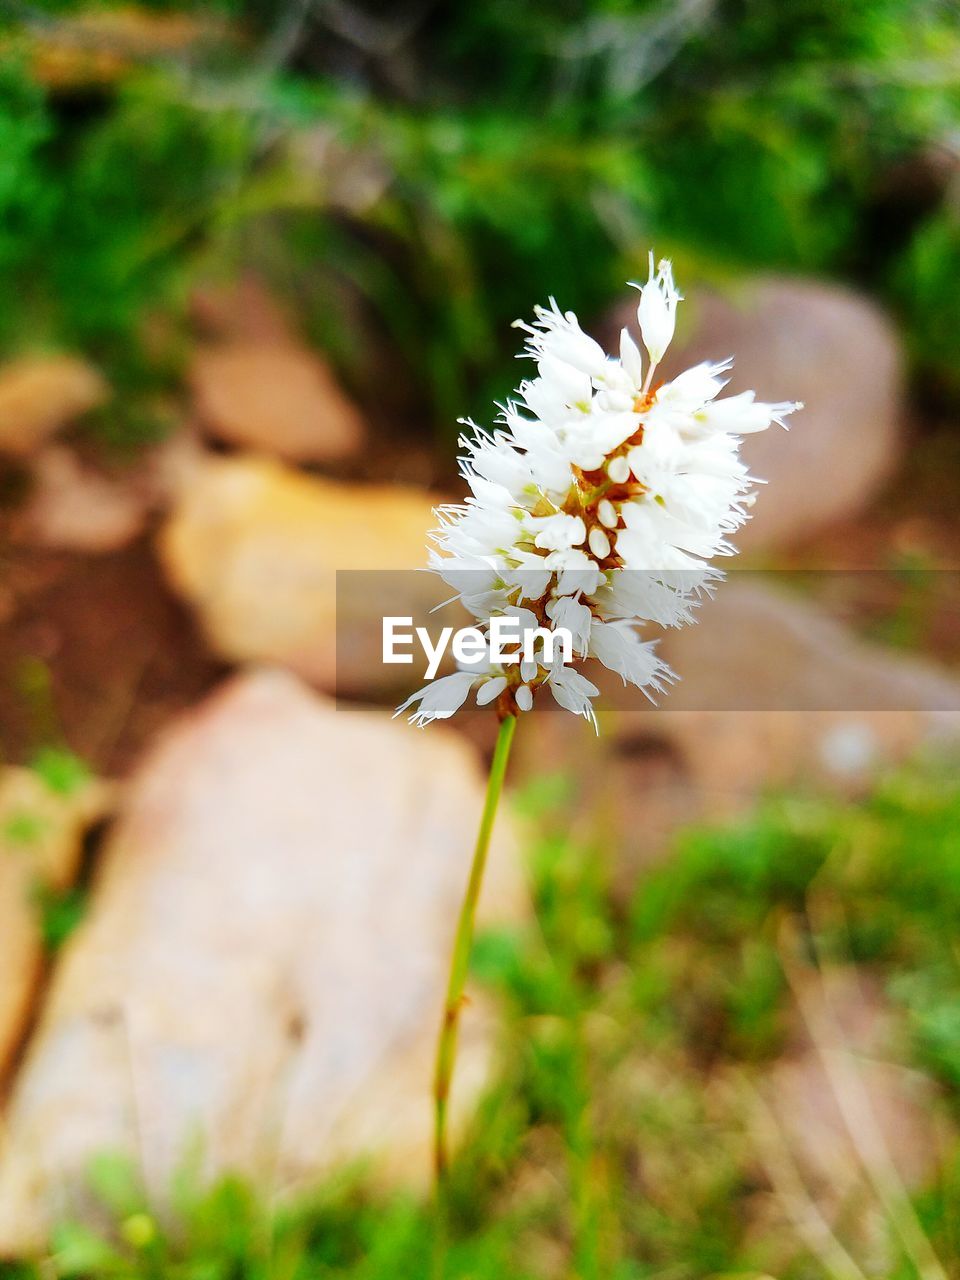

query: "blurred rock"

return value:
[659, 578, 960, 710]
[0, 669, 525, 1252]
[602, 277, 904, 552]
[7, 430, 212, 554]
[11, 447, 150, 553]
[131, 426, 211, 508]
[0, 765, 112, 1083]
[190, 342, 365, 463]
[510, 581, 960, 886]
[612, 581, 960, 813]
[10, 8, 231, 89]
[0, 357, 108, 458]
[158, 453, 443, 693]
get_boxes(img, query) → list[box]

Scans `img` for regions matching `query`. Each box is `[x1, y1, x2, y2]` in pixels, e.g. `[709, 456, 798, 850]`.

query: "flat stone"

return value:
[0, 357, 108, 458]
[0, 670, 524, 1252]
[601, 277, 905, 552]
[657, 578, 960, 709]
[157, 453, 442, 694]
[190, 342, 365, 463]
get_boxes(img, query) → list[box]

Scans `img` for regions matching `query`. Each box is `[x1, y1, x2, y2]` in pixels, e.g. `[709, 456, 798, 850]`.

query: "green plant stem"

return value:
[433, 712, 517, 1185]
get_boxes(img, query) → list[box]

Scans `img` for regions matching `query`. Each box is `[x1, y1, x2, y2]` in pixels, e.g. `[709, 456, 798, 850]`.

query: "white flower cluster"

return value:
[399, 255, 799, 728]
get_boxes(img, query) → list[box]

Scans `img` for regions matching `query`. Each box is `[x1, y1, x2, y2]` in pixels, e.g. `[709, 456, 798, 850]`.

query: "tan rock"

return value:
[190, 342, 365, 463]
[658, 582, 958, 802]
[8, 430, 212, 554]
[0, 670, 525, 1252]
[0, 356, 108, 457]
[609, 581, 960, 812]
[11, 447, 149, 553]
[601, 277, 905, 553]
[157, 453, 445, 693]
[0, 766, 112, 1083]
[507, 582, 960, 884]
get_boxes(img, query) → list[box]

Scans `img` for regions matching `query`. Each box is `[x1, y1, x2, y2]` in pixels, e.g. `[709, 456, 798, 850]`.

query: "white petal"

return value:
[548, 665, 599, 729]
[476, 675, 507, 706]
[590, 621, 672, 698]
[619, 327, 645, 386]
[694, 393, 802, 433]
[545, 594, 593, 651]
[395, 671, 477, 727]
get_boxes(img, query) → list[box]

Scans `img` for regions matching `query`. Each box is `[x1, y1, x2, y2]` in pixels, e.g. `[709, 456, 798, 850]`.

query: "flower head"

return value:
[398, 258, 800, 728]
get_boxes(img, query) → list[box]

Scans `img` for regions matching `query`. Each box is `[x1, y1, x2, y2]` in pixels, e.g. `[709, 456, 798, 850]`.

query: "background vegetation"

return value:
[1, 0, 959, 441]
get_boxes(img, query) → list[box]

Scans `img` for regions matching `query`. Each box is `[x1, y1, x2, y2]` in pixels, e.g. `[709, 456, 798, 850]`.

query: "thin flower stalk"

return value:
[433, 712, 516, 1181]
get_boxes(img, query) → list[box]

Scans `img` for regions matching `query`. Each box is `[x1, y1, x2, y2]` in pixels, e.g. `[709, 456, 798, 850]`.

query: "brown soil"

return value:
[0, 538, 225, 775]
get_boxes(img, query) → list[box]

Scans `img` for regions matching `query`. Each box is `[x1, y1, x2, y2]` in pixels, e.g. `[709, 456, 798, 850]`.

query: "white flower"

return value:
[398, 257, 800, 728]
[633, 253, 682, 369]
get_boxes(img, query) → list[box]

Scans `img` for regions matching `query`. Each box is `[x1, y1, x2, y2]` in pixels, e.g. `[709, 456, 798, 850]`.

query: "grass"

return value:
[4, 758, 960, 1278]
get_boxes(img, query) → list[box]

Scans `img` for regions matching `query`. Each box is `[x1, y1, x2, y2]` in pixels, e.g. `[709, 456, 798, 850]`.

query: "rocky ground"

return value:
[0, 272, 958, 1254]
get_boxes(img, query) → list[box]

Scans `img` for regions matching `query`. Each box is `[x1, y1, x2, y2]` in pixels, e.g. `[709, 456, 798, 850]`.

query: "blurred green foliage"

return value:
[3, 759, 960, 1277]
[0, 0, 958, 436]
[1, 744, 95, 951]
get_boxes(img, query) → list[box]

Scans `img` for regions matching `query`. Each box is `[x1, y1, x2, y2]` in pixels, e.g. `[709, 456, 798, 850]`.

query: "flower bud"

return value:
[634, 253, 681, 367]
[597, 499, 618, 529]
[588, 527, 611, 560]
[516, 684, 533, 712]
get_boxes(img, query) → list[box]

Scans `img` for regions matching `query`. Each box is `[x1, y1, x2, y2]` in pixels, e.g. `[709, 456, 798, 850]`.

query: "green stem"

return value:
[433, 712, 517, 1184]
